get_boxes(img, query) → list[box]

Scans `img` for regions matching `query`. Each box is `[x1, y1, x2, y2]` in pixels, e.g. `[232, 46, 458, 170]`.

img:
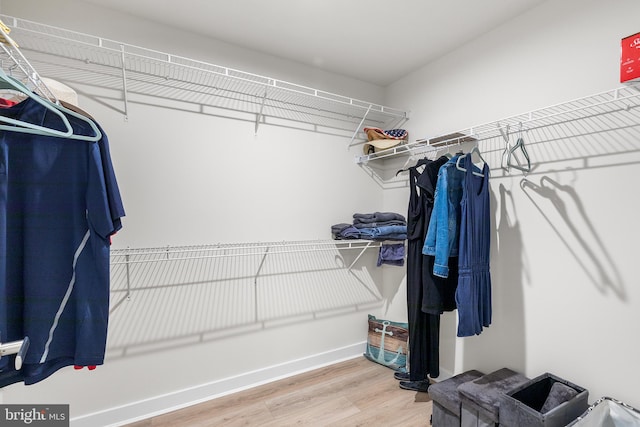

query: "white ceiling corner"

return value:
[80, 0, 547, 86]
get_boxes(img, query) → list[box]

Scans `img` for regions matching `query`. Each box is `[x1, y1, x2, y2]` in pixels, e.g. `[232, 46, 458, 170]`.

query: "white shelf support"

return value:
[254, 245, 270, 286]
[348, 240, 375, 271]
[254, 246, 270, 322]
[254, 88, 268, 135]
[347, 104, 372, 150]
[119, 44, 129, 121]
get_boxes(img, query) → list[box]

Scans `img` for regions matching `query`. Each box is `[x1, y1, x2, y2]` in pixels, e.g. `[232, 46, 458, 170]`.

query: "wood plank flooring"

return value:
[125, 356, 433, 426]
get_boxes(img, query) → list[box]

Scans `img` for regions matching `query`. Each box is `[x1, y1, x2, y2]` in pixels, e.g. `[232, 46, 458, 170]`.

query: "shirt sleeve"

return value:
[87, 142, 121, 239]
[95, 125, 125, 234]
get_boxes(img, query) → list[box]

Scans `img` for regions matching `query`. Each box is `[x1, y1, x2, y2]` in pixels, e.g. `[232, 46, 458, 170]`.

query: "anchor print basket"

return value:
[363, 314, 409, 372]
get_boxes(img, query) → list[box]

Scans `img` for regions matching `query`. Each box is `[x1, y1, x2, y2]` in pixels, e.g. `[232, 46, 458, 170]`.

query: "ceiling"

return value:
[80, 0, 546, 86]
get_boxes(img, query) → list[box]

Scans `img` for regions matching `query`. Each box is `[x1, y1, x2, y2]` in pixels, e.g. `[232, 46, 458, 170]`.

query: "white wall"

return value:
[0, 1, 396, 425]
[4, 0, 640, 423]
[385, 0, 640, 411]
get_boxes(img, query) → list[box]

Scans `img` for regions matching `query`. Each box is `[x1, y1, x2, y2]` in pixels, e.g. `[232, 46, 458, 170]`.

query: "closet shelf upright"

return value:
[355, 84, 640, 164]
[0, 15, 408, 139]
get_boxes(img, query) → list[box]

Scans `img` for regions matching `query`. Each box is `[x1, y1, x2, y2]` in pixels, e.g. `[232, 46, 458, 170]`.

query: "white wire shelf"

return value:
[108, 239, 385, 317]
[107, 239, 386, 354]
[111, 239, 382, 266]
[356, 84, 640, 164]
[0, 15, 408, 137]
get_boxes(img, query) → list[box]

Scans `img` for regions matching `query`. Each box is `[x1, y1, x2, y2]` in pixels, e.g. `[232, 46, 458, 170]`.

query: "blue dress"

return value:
[456, 154, 492, 337]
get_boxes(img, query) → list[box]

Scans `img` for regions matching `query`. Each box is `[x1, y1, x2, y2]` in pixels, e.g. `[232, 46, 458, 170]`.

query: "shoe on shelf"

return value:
[399, 380, 430, 393]
[394, 371, 410, 381]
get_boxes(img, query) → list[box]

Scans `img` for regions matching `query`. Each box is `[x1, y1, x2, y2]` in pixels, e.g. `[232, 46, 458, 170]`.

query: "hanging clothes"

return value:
[416, 160, 458, 316]
[0, 97, 125, 386]
[456, 154, 492, 337]
[422, 155, 465, 278]
[404, 156, 448, 382]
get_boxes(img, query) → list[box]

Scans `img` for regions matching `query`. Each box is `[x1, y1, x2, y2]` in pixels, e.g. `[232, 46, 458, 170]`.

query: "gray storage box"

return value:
[457, 368, 530, 427]
[500, 373, 588, 427]
[429, 370, 485, 426]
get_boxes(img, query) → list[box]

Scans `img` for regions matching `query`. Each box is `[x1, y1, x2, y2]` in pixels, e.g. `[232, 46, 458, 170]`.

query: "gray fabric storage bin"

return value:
[430, 370, 485, 426]
[457, 368, 530, 426]
[461, 403, 498, 427]
[433, 401, 463, 427]
[500, 373, 588, 427]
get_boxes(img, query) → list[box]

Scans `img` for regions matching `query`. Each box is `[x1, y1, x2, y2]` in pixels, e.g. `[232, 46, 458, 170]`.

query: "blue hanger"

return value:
[0, 68, 74, 137]
[0, 69, 101, 142]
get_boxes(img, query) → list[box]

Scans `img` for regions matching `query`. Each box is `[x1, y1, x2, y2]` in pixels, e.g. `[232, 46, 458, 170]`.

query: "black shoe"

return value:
[394, 371, 410, 381]
[399, 380, 430, 393]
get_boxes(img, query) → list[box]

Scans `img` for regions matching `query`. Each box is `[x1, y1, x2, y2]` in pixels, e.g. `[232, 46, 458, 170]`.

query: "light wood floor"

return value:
[125, 356, 433, 426]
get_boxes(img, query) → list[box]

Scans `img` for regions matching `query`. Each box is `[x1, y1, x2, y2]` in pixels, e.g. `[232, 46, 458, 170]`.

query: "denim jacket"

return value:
[422, 155, 465, 278]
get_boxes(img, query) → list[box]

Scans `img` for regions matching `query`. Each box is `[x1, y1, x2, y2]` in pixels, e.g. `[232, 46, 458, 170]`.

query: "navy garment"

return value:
[377, 243, 405, 266]
[0, 97, 125, 386]
[456, 154, 492, 337]
[405, 157, 448, 381]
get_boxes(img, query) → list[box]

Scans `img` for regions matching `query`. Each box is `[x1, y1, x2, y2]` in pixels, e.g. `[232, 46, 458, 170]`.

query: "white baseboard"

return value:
[71, 342, 367, 427]
[435, 367, 454, 382]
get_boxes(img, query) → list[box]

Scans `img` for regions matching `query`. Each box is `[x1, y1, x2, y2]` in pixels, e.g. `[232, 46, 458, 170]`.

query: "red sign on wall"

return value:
[621, 32, 640, 83]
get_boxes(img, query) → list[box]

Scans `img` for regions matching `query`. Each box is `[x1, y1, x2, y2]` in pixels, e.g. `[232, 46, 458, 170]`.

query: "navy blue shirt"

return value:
[0, 97, 124, 386]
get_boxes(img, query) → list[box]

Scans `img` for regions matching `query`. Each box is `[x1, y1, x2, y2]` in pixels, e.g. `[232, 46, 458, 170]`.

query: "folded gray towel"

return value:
[353, 212, 406, 223]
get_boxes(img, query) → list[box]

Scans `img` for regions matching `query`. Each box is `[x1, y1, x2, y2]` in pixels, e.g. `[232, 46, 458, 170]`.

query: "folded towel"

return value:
[353, 220, 406, 229]
[331, 223, 351, 235]
[331, 223, 361, 240]
[353, 212, 406, 223]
